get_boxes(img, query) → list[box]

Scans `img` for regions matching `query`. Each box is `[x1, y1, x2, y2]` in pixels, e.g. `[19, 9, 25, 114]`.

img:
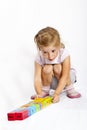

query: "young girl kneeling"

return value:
[31, 27, 81, 103]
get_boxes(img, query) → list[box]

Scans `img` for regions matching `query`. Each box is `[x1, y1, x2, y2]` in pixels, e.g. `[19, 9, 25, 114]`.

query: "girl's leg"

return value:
[51, 65, 81, 98]
[41, 64, 53, 86]
[41, 64, 53, 94]
[50, 64, 62, 90]
[49, 64, 62, 96]
[53, 64, 62, 80]
[31, 65, 53, 99]
[65, 69, 81, 98]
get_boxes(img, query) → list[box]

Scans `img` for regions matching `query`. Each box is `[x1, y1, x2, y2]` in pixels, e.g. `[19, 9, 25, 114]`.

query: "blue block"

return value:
[26, 106, 36, 116]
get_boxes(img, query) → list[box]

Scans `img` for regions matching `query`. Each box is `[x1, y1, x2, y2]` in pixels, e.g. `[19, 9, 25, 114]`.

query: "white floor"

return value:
[0, 87, 87, 130]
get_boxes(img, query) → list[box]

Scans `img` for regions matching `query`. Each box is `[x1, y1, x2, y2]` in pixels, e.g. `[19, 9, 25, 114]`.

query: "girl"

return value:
[31, 27, 81, 103]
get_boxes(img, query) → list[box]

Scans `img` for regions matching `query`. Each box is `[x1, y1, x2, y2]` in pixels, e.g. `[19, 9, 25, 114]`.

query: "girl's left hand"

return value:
[52, 93, 60, 103]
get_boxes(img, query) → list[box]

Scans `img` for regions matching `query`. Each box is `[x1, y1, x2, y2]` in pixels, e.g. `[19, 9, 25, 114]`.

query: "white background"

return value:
[0, 0, 87, 130]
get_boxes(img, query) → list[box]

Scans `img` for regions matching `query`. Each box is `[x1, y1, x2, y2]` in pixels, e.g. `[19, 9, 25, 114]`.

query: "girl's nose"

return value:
[48, 53, 53, 60]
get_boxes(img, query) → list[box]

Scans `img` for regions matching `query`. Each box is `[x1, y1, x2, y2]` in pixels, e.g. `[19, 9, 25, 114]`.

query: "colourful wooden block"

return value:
[26, 106, 36, 116]
[7, 111, 16, 121]
[34, 103, 41, 111]
[15, 109, 29, 120]
[7, 108, 22, 121]
[7, 96, 53, 121]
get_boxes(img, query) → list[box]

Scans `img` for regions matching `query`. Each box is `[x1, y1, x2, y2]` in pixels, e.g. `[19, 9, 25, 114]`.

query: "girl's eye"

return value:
[43, 51, 47, 54]
[52, 50, 55, 53]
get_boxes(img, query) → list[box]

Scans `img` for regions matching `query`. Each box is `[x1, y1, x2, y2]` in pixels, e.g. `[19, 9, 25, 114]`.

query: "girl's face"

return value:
[40, 45, 60, 61]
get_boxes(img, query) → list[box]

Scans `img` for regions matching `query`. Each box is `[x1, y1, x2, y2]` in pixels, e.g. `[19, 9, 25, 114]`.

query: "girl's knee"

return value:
[42, 65, 53, 74]
[53, 64, 62, 75]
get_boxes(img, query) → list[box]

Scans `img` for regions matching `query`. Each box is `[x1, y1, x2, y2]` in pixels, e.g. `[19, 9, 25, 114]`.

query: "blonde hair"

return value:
[34, 27, 65, 48]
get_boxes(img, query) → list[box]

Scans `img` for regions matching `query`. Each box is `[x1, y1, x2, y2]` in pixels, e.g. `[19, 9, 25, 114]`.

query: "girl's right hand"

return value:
[52, 93, 60, 103]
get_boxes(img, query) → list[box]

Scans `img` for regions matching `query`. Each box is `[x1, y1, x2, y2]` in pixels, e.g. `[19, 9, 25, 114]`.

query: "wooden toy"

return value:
[7, 96, 53, 121]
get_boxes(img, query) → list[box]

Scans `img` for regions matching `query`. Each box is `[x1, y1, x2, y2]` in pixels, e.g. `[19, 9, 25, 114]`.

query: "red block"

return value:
[15, 110, 29, 120]
[7, 111, 16, 121]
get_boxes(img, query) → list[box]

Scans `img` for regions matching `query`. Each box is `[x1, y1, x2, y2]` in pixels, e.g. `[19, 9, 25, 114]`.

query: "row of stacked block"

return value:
[7, 96, 53, 121]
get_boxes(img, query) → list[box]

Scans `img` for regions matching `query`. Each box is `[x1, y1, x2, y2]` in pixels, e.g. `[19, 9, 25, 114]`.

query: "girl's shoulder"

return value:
[59, 48, 70, 62]
[60, 48, 69, 55]
[35, 52, 44, 65]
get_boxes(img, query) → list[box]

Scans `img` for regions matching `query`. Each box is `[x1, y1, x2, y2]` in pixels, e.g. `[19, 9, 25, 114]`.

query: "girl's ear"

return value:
[38, 45, 42, 51]
[38, 47, 41, 50]
[37, 46, 41, 51]
[61, 43, 65, 48]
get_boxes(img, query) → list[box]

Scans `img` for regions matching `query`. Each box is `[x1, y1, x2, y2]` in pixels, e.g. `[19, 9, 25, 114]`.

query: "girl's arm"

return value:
[54, 56, 70, 96]
[34, 61, 43, 95]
